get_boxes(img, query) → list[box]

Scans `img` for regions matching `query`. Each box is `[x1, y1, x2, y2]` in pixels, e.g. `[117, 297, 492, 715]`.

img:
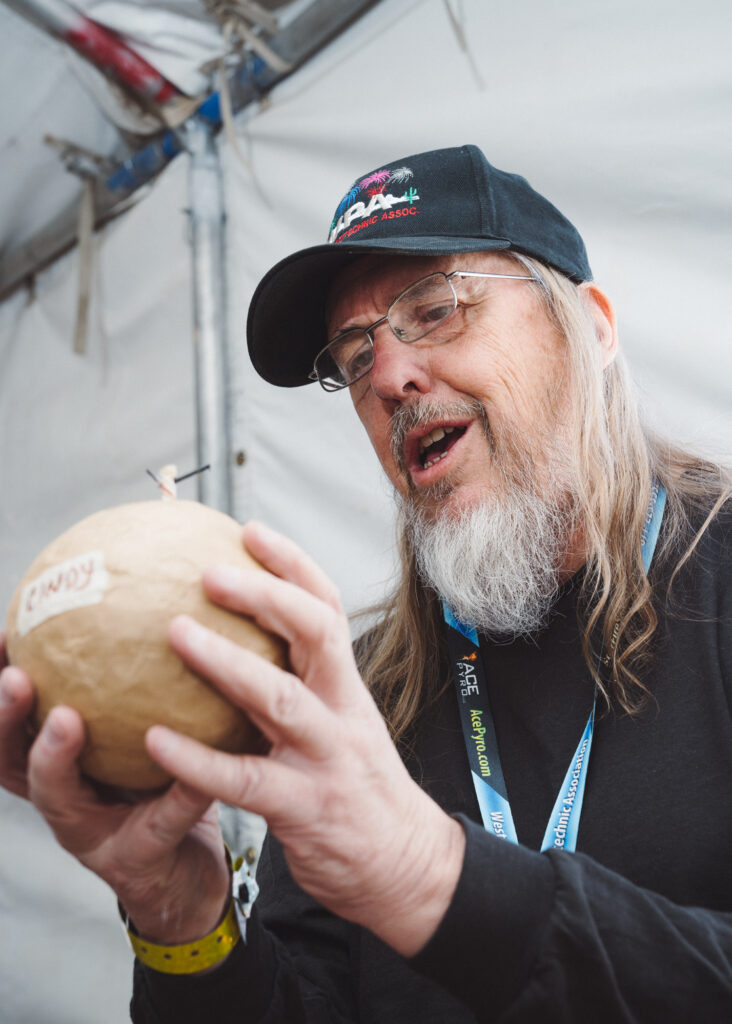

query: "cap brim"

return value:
[246, 235, 511, 388]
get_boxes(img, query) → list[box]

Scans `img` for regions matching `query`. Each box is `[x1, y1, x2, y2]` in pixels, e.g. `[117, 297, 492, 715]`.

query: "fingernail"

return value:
[148, 726, 179, 757]
[0, 678, 15, 707]
[184, 616, 208, 650]
[247, 520, 276, 545]
[208, 565, 243, 589]
[171, 615, 204, 651]
[46, 716, 67, 747]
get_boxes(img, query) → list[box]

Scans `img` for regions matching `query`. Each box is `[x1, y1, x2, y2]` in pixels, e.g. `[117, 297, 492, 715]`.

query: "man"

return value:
[1, 145, 731, 1022]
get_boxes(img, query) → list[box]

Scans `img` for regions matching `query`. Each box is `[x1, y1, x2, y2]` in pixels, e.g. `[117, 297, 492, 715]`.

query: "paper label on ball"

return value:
[17, 551, 109, 637]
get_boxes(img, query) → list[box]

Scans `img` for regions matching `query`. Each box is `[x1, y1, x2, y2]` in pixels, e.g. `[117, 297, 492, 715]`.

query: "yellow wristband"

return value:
[121, 898, 241, 975]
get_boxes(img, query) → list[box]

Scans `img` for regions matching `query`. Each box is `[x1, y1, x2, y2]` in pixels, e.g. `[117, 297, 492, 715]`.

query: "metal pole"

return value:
[0, 0, 382, 299]
[185, 117, 232, 514]
[2, 0, 179, 104]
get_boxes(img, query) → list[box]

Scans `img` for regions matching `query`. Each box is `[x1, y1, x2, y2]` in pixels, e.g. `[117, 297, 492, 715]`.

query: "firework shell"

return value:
[5, 501, 288, 790]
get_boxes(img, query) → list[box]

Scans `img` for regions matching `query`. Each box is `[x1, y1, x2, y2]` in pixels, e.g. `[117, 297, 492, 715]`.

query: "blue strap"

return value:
[444, 483, 666, 853]
[540, 705, 595, 851]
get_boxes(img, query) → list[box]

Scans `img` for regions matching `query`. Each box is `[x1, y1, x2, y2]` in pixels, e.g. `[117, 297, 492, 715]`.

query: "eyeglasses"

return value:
[309, 269, 537, 392]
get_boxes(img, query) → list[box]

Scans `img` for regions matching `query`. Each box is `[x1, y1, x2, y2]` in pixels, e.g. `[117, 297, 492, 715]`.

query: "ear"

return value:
[578, 282, 618, 368]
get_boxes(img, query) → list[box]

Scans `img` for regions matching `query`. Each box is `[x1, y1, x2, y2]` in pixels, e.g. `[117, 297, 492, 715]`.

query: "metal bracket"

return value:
[201, 0, 292, 74]
[43, 134, 117, 181]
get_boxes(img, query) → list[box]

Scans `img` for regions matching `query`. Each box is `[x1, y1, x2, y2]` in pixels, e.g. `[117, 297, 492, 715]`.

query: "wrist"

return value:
[128, 886, 231, 947]
[120, 895, 240, 975]
[119, 846, 260, 975]
[117, 851, 231, 946]
[368, 811, 466, 957]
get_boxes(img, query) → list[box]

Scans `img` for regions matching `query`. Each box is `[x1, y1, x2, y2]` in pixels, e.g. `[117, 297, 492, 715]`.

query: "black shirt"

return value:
[132, 507, 732, 1022]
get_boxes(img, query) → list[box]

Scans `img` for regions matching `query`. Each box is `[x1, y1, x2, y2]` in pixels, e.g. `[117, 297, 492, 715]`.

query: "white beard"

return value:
[401, 476, 575, 639]
[391, 395, 578, 638]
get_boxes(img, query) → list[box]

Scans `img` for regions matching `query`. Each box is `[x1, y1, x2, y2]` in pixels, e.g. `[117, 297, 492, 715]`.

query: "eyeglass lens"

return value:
[317, 273, 457, 389]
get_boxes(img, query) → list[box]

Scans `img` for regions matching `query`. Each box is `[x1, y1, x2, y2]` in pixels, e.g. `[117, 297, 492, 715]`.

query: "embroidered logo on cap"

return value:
[328, 166, 420, 244]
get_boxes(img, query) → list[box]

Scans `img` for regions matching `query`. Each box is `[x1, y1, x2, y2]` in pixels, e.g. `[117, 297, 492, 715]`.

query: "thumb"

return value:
[135, 773, 218, 857]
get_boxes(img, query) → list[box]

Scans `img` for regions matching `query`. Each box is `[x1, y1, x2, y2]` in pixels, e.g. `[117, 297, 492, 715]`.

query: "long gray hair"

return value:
[356, 253, 731, 743]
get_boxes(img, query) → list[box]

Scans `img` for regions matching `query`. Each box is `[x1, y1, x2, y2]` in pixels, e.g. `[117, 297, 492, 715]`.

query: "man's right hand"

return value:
[0, 630, 231, 946]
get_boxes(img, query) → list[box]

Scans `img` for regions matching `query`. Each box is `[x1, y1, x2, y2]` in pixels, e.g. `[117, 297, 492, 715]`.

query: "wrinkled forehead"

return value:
[325, 251, 520, 335]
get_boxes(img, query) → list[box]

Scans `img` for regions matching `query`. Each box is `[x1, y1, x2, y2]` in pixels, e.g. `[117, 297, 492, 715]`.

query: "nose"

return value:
[367, 325, 432, 403]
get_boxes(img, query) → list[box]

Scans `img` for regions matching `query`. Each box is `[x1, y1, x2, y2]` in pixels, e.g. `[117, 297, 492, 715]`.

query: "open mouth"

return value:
[417, 424, 467, 470]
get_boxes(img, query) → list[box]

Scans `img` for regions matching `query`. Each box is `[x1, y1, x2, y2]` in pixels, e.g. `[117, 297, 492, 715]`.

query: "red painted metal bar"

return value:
[4, 0, 181, 103]
[66, 14, 179, 102]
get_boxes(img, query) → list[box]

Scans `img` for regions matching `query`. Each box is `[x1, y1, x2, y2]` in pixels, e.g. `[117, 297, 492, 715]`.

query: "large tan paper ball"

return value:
[5, 501, 287, 790]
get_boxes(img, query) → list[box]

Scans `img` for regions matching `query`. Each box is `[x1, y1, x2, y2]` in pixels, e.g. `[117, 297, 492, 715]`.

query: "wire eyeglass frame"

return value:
[309, 269, 538, 392]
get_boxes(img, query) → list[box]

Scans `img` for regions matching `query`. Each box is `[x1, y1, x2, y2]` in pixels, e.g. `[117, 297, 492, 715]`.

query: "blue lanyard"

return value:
[443, 483, 666, 852]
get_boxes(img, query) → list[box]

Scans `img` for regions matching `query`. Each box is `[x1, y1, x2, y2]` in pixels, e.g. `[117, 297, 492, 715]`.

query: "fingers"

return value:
[0, 666, 35, 799]
[202, 555, 367, 711]
[168, 615, 334, 758]
[25, 706, 148, 870]
[241, 521, 343, 613]
[203, 565, 353, 666]
[26, 707, 215, 868]
[201, 523, 372, 713]
[147, 725, 316, 827]
[26, 706, 105, 851]
[134, 781, 216, 857]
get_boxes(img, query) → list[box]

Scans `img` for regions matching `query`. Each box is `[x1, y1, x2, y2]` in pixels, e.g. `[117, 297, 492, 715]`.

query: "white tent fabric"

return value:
[0, 9, 120, 255]
[1, 0, 731, 1020]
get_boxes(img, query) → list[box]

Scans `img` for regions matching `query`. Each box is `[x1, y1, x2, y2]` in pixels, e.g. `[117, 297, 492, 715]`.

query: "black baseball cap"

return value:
[247, 144, 592, 388]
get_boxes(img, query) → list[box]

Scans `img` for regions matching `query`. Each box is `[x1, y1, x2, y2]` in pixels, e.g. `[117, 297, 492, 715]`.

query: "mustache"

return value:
[390, 398, 489, 474]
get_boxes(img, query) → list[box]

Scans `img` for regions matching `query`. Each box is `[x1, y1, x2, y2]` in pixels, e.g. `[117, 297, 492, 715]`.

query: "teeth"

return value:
[424, 451, 449, 469]
[419, 425, 454, 450]
[419, 426, 445, 450]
